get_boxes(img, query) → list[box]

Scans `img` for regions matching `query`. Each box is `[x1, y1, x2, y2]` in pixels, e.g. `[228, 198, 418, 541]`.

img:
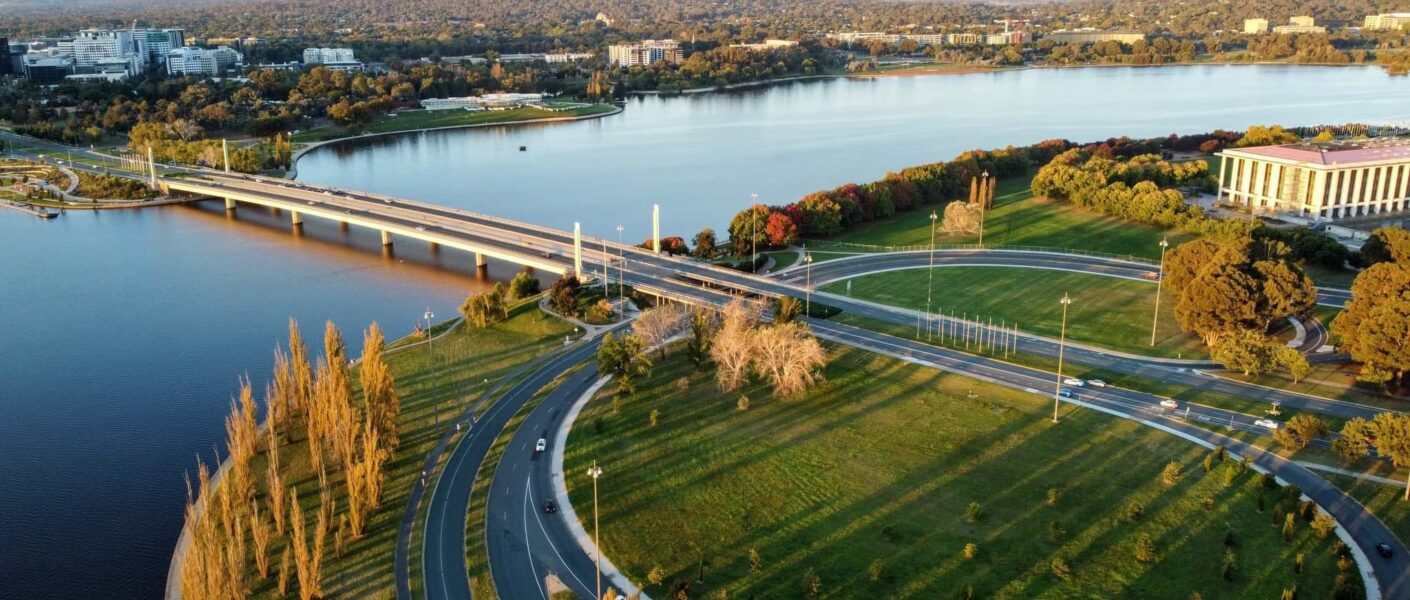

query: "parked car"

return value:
[543, 500, 558, 514]
[1254, 418, 1281, 430]
[534, 438, 547, 453]
[1159, 399, 1179, 409]
[1058, 388, 1075, 398]
[1376, 543, 1394, 558]
[1062, 377, 1086, 387]
[1088, 379, 1108, 388]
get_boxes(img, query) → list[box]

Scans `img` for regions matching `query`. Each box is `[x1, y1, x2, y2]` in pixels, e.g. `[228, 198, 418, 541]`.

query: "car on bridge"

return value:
[1254, 418, 1281, 430]
[1062, 377, 1086, 387]
[1159, 399, 1179, 409]
[1058, 388, 1075, 398]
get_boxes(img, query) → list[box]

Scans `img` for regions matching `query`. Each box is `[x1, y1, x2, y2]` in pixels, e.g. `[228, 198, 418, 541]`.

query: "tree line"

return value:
[180, 319, 400, 600]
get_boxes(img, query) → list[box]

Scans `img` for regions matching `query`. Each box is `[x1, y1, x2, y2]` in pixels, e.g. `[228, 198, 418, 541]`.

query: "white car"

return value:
[1062, 377, 1086, 387]
[534, 438, 547, 452]
[416, 225, 427, 231]
[1088, 379, 1107, 388]
[1159, 399, 1178, 409]
[1254, 418, 1281, 430]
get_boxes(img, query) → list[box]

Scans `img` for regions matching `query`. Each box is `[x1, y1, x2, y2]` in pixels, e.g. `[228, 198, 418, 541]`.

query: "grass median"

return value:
[563, 345, 1346, 599]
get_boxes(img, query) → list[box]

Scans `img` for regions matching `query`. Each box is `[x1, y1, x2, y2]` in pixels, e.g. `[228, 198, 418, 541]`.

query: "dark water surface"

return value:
[3, 65, 1408, 600]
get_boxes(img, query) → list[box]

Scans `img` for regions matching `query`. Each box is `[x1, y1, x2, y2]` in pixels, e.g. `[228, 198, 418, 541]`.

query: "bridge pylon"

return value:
[653, 204, 661, 254]
[573, 222, 584, 278]
[222, 139, 231, 174]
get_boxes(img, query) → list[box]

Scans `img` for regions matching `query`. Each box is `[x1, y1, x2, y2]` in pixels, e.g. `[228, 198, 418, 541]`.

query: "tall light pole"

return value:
[424, 307, 436, 423]
[1053, 293, 1071, 424]
[750, 193, 759, 274]
[1149, 237, 1170, 347]
[804, 250, 814, 316]
[587, 462, 603, 600]
[616, 224, 625, 304]
[977, 171, 990, 247]
[924, 209, 939, 339]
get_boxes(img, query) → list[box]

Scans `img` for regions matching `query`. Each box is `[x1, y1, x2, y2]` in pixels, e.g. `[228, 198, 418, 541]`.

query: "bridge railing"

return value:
[800, 240, 1162, 267]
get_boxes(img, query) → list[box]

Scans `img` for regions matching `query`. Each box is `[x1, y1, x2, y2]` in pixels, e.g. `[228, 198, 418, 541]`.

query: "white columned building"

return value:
[1216, 139, 1410, 221]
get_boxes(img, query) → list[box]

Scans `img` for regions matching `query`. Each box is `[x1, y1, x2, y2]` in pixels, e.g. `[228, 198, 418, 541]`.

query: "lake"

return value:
[2, 65, 1408, 600]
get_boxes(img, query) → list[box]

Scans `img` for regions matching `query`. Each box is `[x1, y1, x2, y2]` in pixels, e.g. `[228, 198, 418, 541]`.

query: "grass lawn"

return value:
[212, 300, 574, 600]
[767, 250, 800, 270]
[1323, 474, 1410, 545]
[292, 104, 617, 143]
[564, 347, 1348, 599]
[823, 266, 1206, 359]
[825, 171, 1198, 261]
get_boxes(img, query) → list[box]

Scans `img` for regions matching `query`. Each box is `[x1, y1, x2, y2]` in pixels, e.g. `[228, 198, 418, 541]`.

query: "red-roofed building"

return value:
[1217, 138, 1410, 221]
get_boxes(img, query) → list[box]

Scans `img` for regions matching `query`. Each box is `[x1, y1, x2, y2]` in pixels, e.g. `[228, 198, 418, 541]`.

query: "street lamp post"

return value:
[424, 307, 436, 423]
[587, 462, 604, 600]
[804, 250, 814, 316]
[1053, 293, 1071, 424]
[1149, 237, 1170, 347]
[616, 225, 625, 304]
[750, 193, 759, 274]
[924, 209, 938, 339]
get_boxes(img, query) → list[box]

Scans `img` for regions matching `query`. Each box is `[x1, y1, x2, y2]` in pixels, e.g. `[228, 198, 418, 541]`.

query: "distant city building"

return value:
[906, 34, 948, 46]
[498, 52, 595, 63]
[607, 39, 683, 67]
[303, 47, 364, 71]
[22, 51, 75, 84]
[168, 46, 243, 76]
[1272, 16, 1326, 34]
[205, 36, 263, 48]
[1363, 13, 1410, 31]
[985, 32, 1030, 45]
[728, 39, 800, 51]
[946, 33, 983, 45]
[0, 37, 10, 75]
[73, 29, 144, 75]
[1243, 18, 1270, 34]
[7, 42, 25, 75]
[419, 93, 544, 111]
[826, 32, 903, 44]
[131, 29, 185, 65]
[1044, 29, 1146, 44]
[1217, 138, 1410, 220]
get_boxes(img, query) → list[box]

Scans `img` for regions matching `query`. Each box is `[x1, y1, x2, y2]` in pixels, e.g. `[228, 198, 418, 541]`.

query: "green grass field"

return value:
[826, 171, 1197, 261]
[210, 300, 574, 600]
[293, 104, 616, 143]
[564, 346, 1347, 599]
[823, 266, 1206, 359]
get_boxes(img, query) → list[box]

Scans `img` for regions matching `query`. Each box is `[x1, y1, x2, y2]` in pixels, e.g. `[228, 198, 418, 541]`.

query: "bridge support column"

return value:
[381, 230, 392, 246]
[573, 222, 583, 279]
[652, 203, 661, 254]
[475, 252, 487, 267]
[291, 211, 303, 226]
[224, 197, 236, 210]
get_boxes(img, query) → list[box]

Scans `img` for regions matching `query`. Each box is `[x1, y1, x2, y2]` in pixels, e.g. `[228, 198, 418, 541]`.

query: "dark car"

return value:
[1058, 388, 1074, 398]
[543, 500, 558, 514]
[1376, 543, 1394, 558]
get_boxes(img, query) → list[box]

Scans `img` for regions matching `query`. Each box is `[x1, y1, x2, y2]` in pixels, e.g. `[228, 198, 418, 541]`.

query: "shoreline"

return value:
[288, 105, 624, 178]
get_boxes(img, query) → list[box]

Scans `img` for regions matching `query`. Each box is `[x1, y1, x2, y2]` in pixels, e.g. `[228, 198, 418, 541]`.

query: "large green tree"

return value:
[1330, 262, 1410, 384]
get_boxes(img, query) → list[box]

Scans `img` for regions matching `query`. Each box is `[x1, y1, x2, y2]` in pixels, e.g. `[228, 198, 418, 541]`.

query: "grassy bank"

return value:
[206, 300, 574, 600]
[824, 171, 1197, 261]
[823, 266, 1205, 359]
[564, 346, 1347, 599]
[292, 104, 617, 143]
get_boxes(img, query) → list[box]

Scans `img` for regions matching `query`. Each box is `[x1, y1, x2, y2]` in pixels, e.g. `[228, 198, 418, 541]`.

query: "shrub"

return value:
[508, 271, 541, 299]
[802, 569, 822, 600]
[963, 543, 978, 560]
[1125, 501, 1144, 521]
[736, 396, 749, 411]
[1282, 513, 1296, 542]
[868, 558, 886, 583]
[1050, 557, 1072, 581]
[1222, 549, 1237, 581]
[1294, 552, 1305, 574]
[1161, 461, 1182, 485]
[965, 501, 984, 523]
[649, 409, 660, 427]
[1135, 533, 1158, 563]
[1311, 513, 1336, 539]
[1048, 520, 1066, 542]
[1046, 487, 1060, 507]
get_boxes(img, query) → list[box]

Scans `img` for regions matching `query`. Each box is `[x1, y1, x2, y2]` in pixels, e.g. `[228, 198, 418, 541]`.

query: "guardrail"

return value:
[802, 240, 1162, 266]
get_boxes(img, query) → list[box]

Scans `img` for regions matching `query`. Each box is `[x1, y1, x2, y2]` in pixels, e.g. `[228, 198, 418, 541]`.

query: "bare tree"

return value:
[751, 322, 828, 397]
[633, 303, 690, 357]
[710, 299, 762, 392]
[942, 201, 983, 235]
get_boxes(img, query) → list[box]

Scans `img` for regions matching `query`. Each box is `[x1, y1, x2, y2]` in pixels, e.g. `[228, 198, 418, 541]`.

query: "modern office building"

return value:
[986, 32, 1030, 45]
[1243, 18, 1270, 34]
[73, 29, 143, 74]
[303, 47, 363, 71]
[728, 39, 800, 51]
[168, 46, 243, 76]
[1364, 13, 1410, 31]
[419, 93, 544, 111]
[1044, 29, 1146, 44]
[1272, 17, 1326, 34]
[1217, 139, 1410, 220]
[0, 37, 10, 75]
[607, 39, 683, 67]
[132, 29, 185, 65]
[22, 52, 75, 84]
[946, 33, 983, 45]
[7, 42, 25, 75]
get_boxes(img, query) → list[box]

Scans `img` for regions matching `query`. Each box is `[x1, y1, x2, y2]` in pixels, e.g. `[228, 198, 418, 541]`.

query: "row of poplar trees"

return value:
[181, 319, 401, 600]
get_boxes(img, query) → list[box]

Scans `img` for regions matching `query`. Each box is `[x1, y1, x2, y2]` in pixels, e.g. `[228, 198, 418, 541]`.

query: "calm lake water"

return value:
[3, 65, 1408, 600]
